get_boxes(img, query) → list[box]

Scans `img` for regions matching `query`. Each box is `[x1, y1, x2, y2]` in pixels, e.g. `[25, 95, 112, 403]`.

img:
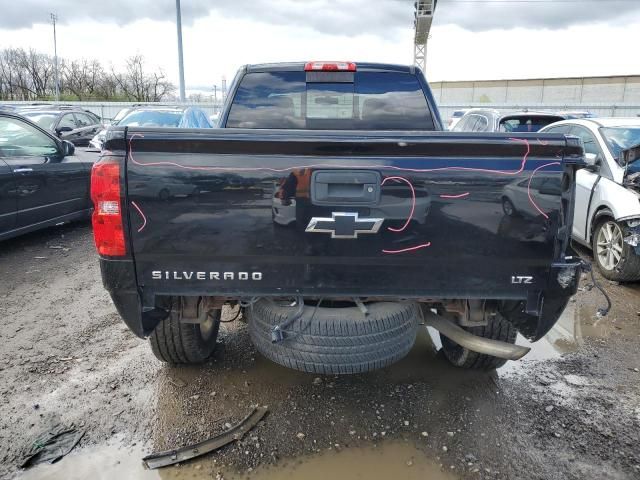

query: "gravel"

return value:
[1, 224, 639, 480]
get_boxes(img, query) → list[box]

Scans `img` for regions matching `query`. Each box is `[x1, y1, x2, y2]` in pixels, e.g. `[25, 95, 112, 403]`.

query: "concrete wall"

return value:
[432, 75, 640, 105]
[432, 75, 640, 120]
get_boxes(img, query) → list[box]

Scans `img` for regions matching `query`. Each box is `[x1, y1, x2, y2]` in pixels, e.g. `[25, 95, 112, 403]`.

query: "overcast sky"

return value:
[0, 0, 638, 92]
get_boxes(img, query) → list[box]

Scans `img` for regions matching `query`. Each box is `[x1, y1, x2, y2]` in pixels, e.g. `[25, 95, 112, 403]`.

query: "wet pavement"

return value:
[1, 223, 639, 479]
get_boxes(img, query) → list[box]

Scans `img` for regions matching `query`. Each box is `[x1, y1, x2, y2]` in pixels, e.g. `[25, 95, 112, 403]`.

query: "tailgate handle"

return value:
[311, 170, 381, 206]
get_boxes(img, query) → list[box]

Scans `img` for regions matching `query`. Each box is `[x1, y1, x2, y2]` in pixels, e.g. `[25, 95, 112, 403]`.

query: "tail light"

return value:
[304, 61, 356, 72]
[91, 159, 126, 256]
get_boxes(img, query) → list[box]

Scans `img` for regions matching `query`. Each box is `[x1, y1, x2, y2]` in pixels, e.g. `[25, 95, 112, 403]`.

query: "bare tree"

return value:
[64, 59, 104, 100]
[0, 48, 37, 99]
[0, 50, 16, 99]
[112, 55, 175, 102]
[22, 49, 54, 98]
[149, 71, 175, 102]
[0, 48, 175, 102]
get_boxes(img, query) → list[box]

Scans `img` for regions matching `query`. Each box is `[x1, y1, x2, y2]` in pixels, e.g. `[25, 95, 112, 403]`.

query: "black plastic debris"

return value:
[20, 424, 85, 468]
[142, 407, 267, 469]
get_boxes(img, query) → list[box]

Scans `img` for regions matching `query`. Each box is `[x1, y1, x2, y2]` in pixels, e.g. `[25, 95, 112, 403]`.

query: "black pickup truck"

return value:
[92, 61, 584, 373]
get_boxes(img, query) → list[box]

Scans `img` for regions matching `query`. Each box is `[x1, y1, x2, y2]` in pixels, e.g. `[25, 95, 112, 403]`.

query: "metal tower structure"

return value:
[413, 0, 437, 73]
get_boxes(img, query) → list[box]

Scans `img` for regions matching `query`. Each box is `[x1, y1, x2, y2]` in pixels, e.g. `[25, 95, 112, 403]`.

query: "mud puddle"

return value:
[17, 441, 455, 480]
[241, 441, 456, 480]
[494, 290, 640, 375]
[17, 442, 162, 480]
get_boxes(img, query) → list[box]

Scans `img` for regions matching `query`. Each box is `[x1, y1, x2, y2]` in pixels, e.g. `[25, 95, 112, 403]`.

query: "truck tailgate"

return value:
[122, 128, 582, 303]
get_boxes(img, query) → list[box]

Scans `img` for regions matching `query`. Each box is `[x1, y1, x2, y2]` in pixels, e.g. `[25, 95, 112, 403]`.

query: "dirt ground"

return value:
[1, 221, 639, 480]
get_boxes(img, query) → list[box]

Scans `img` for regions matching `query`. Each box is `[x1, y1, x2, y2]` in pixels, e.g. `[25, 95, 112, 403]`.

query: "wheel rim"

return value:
[596, 221, 623, 271]
[503, 199, 514, 216]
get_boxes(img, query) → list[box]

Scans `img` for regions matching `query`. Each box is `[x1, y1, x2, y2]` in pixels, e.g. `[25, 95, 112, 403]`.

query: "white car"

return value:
[88, 107, 134, 151]
[540, 118, 640, 281]
[447, 109, 468, 130]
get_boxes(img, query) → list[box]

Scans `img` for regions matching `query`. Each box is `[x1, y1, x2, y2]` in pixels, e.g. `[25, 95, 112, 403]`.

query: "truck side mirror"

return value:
[61, 140, 75, 156]
[584, 153, 600, 170]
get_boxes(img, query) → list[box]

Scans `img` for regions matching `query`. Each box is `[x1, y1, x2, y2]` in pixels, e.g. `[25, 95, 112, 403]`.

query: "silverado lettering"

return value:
[151, 271, 262, 281]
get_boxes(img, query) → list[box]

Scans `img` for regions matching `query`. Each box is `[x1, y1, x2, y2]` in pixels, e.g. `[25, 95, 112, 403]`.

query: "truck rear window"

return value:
[226, 71, 434, 130]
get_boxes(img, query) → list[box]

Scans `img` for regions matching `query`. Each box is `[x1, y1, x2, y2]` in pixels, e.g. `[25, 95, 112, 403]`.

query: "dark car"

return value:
[0, 112, 94, 241]
[89, 106, 212, 151]
[452, 108, 567, 133]
[18, 108, 102, 146]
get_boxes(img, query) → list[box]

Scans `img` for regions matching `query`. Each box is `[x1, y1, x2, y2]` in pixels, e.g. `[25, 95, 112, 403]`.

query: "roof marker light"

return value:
[304, 61, 357, 72]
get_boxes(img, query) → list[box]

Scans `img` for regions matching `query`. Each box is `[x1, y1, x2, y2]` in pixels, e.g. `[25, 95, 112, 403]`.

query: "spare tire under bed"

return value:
[247, 299, 420, 374]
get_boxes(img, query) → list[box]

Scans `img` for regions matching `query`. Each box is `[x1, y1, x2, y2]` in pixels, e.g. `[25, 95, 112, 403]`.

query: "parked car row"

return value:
[0, 103, 215, 149]
[450, 108, 566, 133]
[88, 105, 213, 150]
[446, 108, 594, 132]
[0, 104, 105, 146]
[0, 103, 215, 241]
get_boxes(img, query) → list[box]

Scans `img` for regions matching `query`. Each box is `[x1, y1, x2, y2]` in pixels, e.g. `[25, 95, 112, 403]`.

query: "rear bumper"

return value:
[100, 254, 580, 341]
[100, 258, 151, 338]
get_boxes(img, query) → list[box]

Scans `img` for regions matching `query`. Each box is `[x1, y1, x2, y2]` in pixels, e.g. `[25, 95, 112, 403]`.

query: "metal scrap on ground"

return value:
[142, 407, 268, 469]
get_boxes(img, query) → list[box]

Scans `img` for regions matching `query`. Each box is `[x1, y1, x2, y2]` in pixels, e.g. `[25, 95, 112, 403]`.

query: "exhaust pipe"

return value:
[424, 312, 530, 361]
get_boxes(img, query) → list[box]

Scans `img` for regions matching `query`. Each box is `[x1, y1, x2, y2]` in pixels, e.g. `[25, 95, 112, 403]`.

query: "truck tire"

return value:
[439, 312, 516, 370]
[592, 218, 640, 282]
[248, 299, 419, 374]
[149, 307, 221, 364]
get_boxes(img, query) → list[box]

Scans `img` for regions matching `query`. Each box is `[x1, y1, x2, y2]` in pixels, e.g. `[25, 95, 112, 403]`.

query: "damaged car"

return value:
[541, 118, 640, 281]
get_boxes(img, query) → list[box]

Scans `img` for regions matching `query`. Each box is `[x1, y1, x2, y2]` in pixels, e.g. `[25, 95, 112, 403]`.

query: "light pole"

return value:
[175, 0, 186, 102]
[50, 13, 60, 101]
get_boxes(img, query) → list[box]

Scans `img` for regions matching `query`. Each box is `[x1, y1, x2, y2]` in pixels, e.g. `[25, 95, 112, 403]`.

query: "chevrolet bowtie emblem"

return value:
[305, 212, 384, 239]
